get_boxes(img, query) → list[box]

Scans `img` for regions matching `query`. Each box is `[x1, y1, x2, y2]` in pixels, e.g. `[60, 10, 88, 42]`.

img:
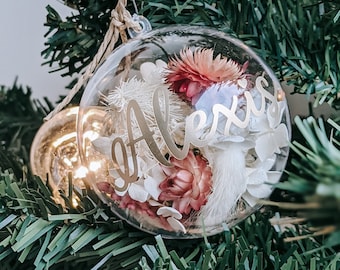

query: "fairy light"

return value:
[83, 130, 100, 141]
[72, 197, 79, 208]
[89, 161, 101, 171]
[62, 157, 73, 167]
[277, 89, 285, 101]
[52, 132, 77, 148]
[74, 166, 89, 178]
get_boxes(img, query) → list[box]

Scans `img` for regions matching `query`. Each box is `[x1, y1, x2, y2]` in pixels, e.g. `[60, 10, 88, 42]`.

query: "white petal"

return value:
[249, 114, 269, 133]
[157, 206, 182, 219]
[115, 178, 126, 189]
[256, 124, 289, 162]
[255, 133, 276, 161]
[246, 167, 255, 177]
[128, 182, 149, 202]
[237, 78, 248, 89]
[167, 217, 186, 233]
[247, 183, 273, 198]
[266, 171, 283, 184]
[144, 176, 162, 200]
[273, 124, 290, 149]
[257, 156, 276, 171]
[140, 62, 156, 81]
[155, 59, 167, 69]
[210, 137, 244, 150]
[148, 200, 163, 207]
[242, 191, 259, 207]
[267, 101, 286, 128]
[109, 168, 119, 178]
[150, 164, 167, 182]
[128, 156, 141, 174]
[247, 169, 267, 185]
[92, 137, 112, 156]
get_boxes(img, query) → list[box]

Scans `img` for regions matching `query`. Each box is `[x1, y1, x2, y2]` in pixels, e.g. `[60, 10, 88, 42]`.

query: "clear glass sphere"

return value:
[77, 25, 291, 238]
[30, 107, 81, 190]
[30, 106, 106, 200]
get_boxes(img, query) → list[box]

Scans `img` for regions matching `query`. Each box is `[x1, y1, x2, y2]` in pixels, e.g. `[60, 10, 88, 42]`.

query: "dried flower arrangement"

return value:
[89, 44, 290, 236]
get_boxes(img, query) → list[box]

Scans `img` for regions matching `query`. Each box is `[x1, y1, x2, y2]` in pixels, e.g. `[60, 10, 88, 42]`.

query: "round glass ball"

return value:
[77, 25, 291, 238]
[30, 106, 107, 199]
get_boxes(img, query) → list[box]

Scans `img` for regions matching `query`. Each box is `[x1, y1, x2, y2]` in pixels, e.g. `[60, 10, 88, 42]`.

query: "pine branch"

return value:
[42, 0, 340, 108]
[42, 1, 118, 77]
[1, 0, 339, 268]
[0, 80, 54, 164]
[0, 162, 338, 269]
[272, 116, 340, 246]
[279, 116, 340, 197]
[0, 154, 152, 269]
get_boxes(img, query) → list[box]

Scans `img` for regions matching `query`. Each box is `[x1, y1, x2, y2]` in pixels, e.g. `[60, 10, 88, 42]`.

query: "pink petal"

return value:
[190, 196, 205, 211]
[174, 197, 191, 214]
[159, 192, 180, 201]
[97, 182, 113, 194]
[190, 185, 200, 199]
[186, 81, 202, 97]
[175, 170, 193, 182]
[161, 165, 176, 176]
[168, 185, 186, 194]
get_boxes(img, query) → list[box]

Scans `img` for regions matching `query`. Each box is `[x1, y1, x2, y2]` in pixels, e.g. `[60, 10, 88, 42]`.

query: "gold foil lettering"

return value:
[110, 75, 280, 191]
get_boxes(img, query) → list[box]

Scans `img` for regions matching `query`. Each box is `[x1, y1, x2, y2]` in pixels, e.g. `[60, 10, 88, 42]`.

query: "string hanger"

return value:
[44, 0, 143, 121]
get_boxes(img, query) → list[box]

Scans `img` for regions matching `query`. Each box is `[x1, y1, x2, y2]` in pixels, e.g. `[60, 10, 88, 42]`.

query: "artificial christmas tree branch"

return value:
[44, 0, 141, 121]
[0, 0, 339, 268]
[269, 115, 340, 246]
[0, 157, 338, 269]
[43, 0, 340, 108]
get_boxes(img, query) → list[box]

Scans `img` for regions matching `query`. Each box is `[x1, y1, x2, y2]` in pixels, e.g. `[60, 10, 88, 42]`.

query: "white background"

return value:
[0, 0, 72, 103]
[0, 1, 335, 117]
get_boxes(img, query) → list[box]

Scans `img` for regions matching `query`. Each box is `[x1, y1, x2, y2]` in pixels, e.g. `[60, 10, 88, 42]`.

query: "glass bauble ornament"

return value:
[30, 106, 106, 205]
[77, 25, 291, 238]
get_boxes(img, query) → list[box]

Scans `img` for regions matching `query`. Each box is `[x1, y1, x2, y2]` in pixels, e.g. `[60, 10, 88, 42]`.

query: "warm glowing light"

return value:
[63, 157, 73, 167]
[52, 132, 77, 148]
[52, 130, 99, 149]
[74, 166, 89, 178]
[72, 197, 79, 207]
[65, 106, 79, 117]
[277, 89, 285, 101]
[89, 161, 101, 171]
[92, 121, 102, 130]
[84, 130, 100, 141]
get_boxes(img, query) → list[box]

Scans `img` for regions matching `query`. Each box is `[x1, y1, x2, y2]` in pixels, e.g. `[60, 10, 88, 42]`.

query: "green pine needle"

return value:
[42, 0, 340, 107]
[0, 0, 339, 268]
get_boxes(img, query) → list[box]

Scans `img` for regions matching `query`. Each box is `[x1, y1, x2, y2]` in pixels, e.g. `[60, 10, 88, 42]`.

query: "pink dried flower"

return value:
[159, 150, 213, 215]
[165, 47, 246, 104]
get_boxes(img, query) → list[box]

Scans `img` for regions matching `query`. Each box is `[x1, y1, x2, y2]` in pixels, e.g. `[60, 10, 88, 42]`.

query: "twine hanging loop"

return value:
[44, 0, 141, 121]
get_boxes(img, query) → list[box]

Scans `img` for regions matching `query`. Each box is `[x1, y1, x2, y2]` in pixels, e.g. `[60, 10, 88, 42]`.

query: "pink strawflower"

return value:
[165, 47, 246, 104]
[159, 150, 213, 215]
